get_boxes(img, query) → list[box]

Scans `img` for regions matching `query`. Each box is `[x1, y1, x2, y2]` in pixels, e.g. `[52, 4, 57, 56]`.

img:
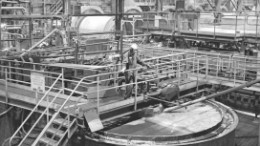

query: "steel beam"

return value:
[0, 15, 63, 20]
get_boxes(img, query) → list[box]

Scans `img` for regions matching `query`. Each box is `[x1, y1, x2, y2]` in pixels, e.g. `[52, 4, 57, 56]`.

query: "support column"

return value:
[114, 0, 124, 62]
[155, 0, 163, 12]
[29, 0, 33, 47]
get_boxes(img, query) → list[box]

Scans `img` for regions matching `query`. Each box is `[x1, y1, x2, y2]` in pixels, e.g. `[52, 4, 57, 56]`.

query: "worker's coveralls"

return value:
[124, 50, 147, 99]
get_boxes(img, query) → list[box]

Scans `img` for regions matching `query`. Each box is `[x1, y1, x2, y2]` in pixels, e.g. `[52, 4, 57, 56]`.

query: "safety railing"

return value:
[3, 47, 260, 142]
[9, 73, 63, 146]
[140, 47, 260, 86]
[142, 11, 260, 42]
[246, 15, 260, 40]
[189, 13, 246, 40]
[58, 52, 206, 114]
[0, 57, 112, 92]
[134, 0, 156, 6]
[1, 52, 200, 144]
[136, 13, 176, 32]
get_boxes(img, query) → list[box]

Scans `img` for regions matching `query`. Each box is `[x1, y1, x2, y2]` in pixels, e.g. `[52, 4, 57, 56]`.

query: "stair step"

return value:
[53, 118, 70, 127]
[47, 127, 65, 137]
[39, 137, 58, 145]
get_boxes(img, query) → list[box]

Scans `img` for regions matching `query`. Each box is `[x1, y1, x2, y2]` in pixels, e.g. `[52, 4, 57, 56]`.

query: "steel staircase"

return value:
[9, 73, 78, 146]
[50, 0, 63, 15]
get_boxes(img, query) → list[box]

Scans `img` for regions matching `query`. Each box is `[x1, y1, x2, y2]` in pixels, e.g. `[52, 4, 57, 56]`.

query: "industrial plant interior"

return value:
[1, 0, 260, 146]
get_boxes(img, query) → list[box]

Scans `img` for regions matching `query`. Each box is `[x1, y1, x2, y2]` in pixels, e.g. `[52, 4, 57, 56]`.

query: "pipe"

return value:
[164, 79, 260, 112]
[70, 11, 200, 17]
[2, 32, 23, 38]
[0, 15, 63, 20]
[1, 7, 27, 14]
[123, 34, 151, 38]
[20, 28, 58, 57]
[77, 31, 116, 36]
[0, 107, 13, 118]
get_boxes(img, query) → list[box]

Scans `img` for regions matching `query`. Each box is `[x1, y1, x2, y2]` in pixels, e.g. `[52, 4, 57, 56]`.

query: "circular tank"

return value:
[84, 101, 238, 146]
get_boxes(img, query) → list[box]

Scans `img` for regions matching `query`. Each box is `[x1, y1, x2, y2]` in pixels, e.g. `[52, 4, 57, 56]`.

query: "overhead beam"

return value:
[0, 15, 63, 20]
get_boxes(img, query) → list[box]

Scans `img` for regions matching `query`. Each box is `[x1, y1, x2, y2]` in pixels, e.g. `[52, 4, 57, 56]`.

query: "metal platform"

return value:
[1, 49, 260, 146]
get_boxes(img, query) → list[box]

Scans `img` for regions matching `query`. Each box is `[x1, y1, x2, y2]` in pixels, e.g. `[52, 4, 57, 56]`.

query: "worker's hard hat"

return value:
[131, 43, 138, 50]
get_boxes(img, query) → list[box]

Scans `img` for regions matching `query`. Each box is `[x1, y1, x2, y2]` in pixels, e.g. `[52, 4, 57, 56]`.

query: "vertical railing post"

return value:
[196, 13, 198, 38]
[216, 56, 219, 77]
[234, 60, 236, 87]
[206, 56, 209, 78]
[235, 15, 238, 40]
[214, 18, 216, 39]
[8, 62, 11, 80]
[133, 19, 135, 38]
[196, 58, 199, 94]
[243, 14, 246, 37]
[114, 72, 117, 87]
[134, 69, 138, 111]
[244, 57, 246, 81]
[5, 68, 8, 103]
[256, 15, 259, 41]
[62, 68, 65, 94]
[47, 94, 49, 123]
[171, 53, 174, 75]
[193, 52, 196, 74]
[97, 75, 100, 113]
[67, 109, 70, 138]
[156, 58, 159, 83]
[178, 61, 181, 86]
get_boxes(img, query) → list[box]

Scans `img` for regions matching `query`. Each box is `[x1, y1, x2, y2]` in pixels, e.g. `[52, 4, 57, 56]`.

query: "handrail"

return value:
[9, 73, 63, 146]
[20, 28, 59, 58]
[18, 89, 63, 146]
[31, 73, 93, 145]
[33, 53, 193, 144]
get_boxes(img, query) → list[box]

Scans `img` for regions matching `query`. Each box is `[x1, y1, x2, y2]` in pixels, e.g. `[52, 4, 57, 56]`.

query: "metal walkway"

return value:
[0, 50, 259, 145]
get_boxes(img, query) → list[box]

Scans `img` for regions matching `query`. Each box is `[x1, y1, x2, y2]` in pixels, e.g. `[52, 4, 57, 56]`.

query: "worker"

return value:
[122, 43, 151, 99]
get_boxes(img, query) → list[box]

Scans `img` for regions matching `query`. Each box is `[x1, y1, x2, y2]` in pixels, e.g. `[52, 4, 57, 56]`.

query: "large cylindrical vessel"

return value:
[84, 100, 238, 146]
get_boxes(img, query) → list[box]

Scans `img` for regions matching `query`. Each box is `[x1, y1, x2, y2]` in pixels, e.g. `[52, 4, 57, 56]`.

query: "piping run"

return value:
[20, 28, 59, 58]
[164, 79, 260, 112]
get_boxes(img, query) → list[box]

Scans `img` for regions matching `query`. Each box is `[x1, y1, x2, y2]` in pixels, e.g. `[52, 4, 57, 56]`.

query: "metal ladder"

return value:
[50, 0, 63, 15]
[8, 73, 77, 146]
